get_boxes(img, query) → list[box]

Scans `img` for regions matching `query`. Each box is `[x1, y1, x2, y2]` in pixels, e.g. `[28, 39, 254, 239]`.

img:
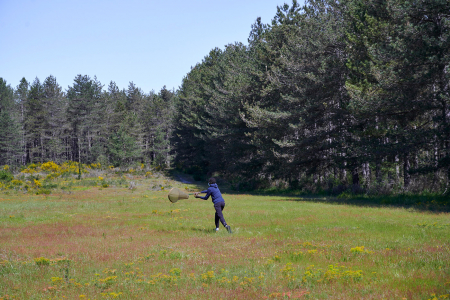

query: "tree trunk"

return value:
[352, 167, 359, 186]
[362, 162, 370, 187]
[404, 152, 410, 189]
[395, 154, 400, 182]
[341, 161, 347, 183]
[376, 157, 382, 183]
[78, 138, 81, 164]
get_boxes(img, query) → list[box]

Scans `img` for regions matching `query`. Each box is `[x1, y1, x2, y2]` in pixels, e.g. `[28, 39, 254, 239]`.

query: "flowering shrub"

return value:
[11, 179, 23, 185]
[41, 161, 60, 172]
[90, 163, 101, 169]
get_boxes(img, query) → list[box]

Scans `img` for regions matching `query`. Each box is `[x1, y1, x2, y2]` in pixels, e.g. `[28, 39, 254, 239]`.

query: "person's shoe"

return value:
[225, 225, 232, 234]
[215, 228, 219, 232]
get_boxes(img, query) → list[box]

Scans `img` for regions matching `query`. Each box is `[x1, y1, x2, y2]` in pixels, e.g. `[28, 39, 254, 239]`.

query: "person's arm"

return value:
[195, 189, 211, 200]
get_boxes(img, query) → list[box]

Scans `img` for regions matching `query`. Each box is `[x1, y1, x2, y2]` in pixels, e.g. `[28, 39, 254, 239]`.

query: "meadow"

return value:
[0, 165, 449, 299]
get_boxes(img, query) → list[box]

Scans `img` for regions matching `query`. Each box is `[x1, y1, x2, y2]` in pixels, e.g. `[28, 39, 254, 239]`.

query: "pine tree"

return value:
[142, 87, 175, 169]
[42, 75, 66, 163]
[0, 78, 21, 166]
[24, 78, 46, 163]
[344, 0, 450, 188]
[107, 125, 141, 167]
[66, 75, 103, 164]
[15, 78, 29, 164]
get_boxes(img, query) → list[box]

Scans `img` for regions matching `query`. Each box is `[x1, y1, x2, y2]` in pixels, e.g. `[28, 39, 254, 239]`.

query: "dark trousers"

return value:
[214, 202, 227, 228]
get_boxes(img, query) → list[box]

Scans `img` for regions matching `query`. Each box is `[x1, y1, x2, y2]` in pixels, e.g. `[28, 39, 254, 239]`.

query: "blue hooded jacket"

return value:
[199, 183, 225, 204]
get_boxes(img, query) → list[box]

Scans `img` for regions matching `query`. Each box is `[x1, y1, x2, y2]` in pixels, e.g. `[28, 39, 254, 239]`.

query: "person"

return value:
[195, 177, 232, 233]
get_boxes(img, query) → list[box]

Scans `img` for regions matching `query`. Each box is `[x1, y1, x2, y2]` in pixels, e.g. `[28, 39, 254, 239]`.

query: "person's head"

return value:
[208, 177, 216, 185]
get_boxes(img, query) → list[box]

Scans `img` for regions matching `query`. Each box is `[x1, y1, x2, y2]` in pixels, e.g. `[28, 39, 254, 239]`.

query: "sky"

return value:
[0, 0, 293, 94]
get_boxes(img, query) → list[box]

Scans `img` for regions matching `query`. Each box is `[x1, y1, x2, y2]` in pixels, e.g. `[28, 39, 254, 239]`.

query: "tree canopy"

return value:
[1, 0, 449, 194]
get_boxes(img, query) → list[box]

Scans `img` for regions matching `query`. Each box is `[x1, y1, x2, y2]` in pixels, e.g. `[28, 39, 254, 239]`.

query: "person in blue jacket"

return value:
[194, 177, 232, 233]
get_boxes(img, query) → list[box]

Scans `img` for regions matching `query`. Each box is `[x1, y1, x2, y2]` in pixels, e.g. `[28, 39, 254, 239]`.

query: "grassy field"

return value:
[0, 172, 449, 299]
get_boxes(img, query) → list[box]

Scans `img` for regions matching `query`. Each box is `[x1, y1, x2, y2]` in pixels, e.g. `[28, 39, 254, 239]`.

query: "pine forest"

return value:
[1, 0, 450, 196]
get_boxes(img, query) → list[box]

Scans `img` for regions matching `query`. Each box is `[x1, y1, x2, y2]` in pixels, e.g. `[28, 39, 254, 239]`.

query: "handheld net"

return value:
[167, 187, 189, 203]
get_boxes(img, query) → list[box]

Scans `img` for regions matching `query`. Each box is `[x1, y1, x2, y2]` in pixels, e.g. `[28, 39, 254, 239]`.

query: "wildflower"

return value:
[109, 292, 122, 298]
[34, 257, 50, 266]
[351, 246, 371, 253]
[169, 268, 181, 277]
[52, 277, 64, 283]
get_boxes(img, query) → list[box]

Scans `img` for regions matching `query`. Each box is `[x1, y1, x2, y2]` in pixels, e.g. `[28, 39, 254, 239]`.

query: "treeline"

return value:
[173, 0, 450, 193]
[0, 75, 175, 169]
[1, 0, 449, 194]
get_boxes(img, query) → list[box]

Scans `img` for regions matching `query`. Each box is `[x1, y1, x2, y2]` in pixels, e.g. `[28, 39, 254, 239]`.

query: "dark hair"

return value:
[208, 177, 216, 184]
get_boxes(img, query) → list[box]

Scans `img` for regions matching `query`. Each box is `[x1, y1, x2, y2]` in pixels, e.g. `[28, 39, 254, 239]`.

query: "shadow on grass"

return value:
[275, 194, 450, 213]
[190, 227, 216, 234]
[168, 172, 449, 213]
[167, 171, 204, 189]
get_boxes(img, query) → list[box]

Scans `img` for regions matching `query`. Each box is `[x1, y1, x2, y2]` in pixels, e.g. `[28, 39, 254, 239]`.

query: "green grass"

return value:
[0, 173, 449, 299]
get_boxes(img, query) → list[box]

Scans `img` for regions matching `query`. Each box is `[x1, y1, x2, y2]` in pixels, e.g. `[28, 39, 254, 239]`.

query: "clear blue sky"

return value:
[0, 0, 295, 94]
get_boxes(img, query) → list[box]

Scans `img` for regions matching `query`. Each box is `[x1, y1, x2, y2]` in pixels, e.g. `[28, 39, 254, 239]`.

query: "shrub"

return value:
[36, 189, 51, 195]
[0, 170, 13, 182]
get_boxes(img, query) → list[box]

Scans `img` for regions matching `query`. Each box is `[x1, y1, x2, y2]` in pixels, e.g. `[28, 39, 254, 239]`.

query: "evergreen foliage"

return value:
[2, 0, 449, 194]
[173, 0, 450, 193]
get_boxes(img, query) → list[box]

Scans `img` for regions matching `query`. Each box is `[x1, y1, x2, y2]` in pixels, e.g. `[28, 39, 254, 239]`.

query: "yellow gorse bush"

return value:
[90, 163, 101, 169]
[41, 161, 60, 172]
[20, 161, 98, 179]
